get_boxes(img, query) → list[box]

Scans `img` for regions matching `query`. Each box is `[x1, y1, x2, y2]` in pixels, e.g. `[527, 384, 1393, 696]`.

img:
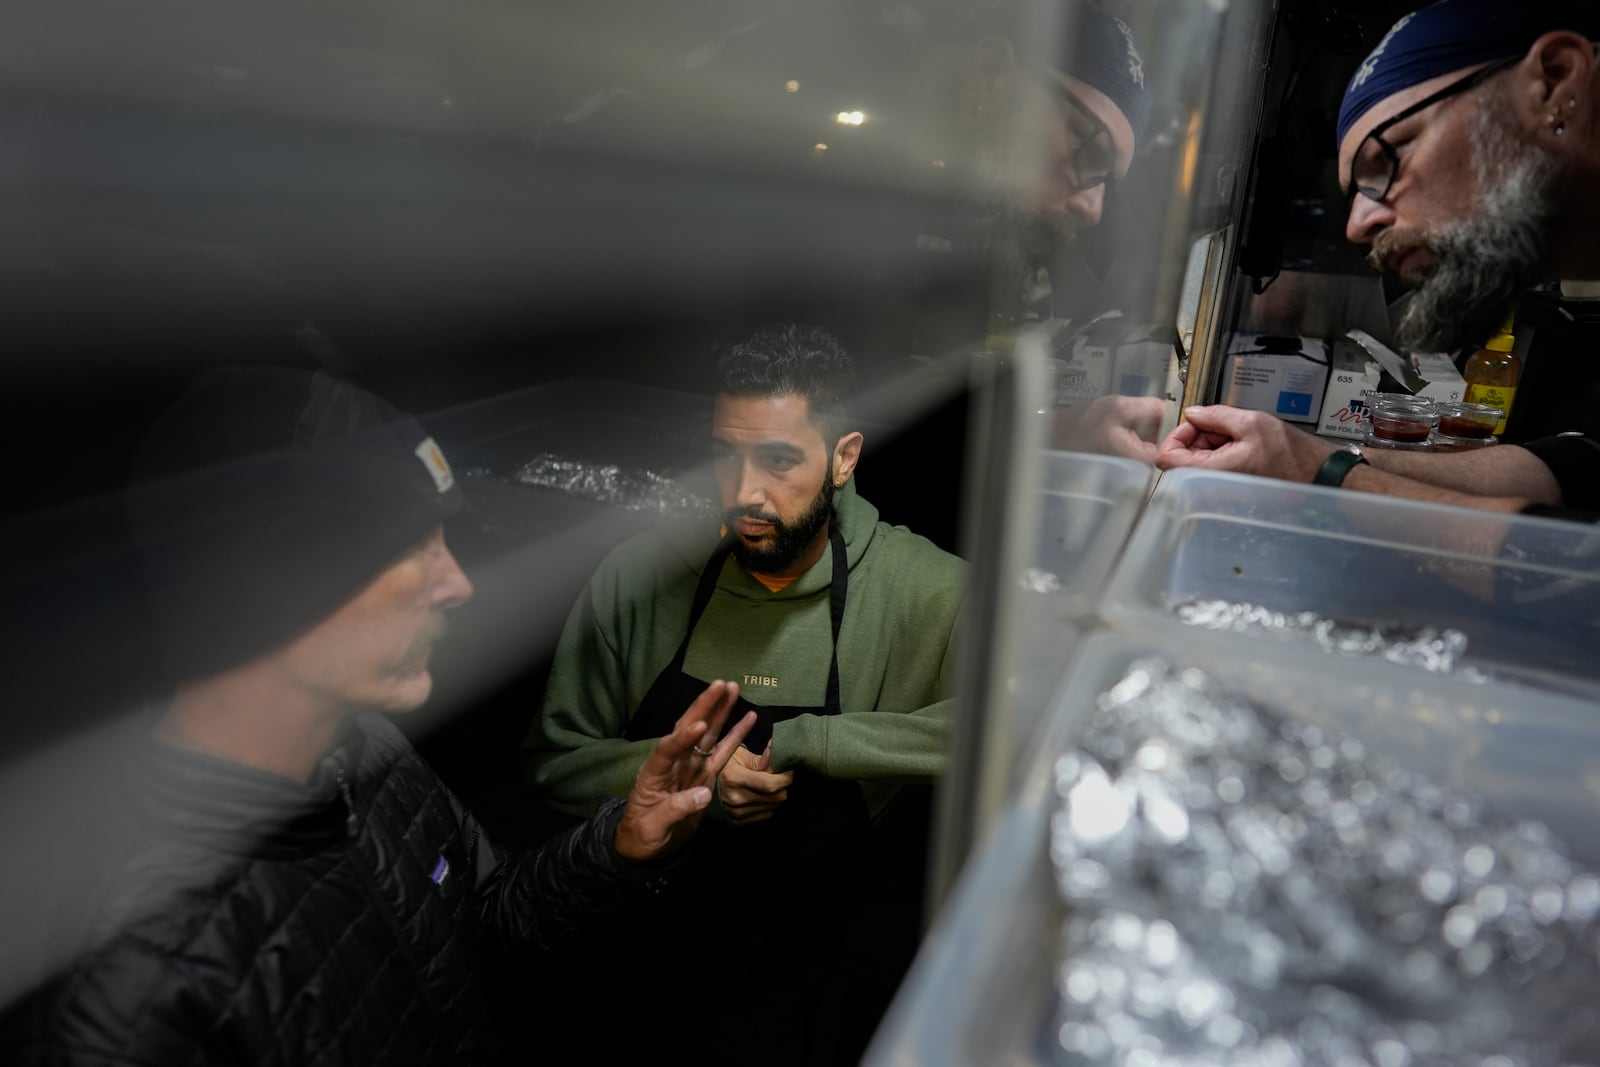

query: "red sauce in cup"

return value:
[1370, 417, 1432, 443]
[1437, 415, 1495, 439]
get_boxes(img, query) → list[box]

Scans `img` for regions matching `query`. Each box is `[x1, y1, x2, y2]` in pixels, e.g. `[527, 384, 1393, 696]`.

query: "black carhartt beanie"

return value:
[129, 367, 461, 681]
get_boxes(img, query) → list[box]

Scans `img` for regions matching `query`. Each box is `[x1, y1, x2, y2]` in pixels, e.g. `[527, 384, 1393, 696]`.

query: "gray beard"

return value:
[973, 144, 1081, 314]
[1392, 94, 1560, 353]
[976, 195, 1077, 321]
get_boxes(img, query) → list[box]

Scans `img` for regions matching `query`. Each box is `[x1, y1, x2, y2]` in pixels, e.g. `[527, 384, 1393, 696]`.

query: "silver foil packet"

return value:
[1023, 568, 1066, 594]
[1175, 598, 1478, 677]
[511, 452, 715, 516]
[1049, 659, 1600, 1067]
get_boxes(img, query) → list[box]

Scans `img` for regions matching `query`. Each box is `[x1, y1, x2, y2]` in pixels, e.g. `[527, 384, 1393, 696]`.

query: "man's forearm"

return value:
[771, 703, 949, 780]
[1341, 464, 1532, 515]
[1362, 445, 1561, 505]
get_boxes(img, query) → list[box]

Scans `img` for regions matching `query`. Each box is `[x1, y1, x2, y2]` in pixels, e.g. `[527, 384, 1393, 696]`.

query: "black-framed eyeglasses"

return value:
[1345, 55, 1519, 202]
[1037, 71, 1117, 192]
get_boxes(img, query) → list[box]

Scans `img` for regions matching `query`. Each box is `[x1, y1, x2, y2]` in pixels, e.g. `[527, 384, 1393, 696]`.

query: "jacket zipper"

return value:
[335, 765, 358, 837]
[333, 759, 446, 1027]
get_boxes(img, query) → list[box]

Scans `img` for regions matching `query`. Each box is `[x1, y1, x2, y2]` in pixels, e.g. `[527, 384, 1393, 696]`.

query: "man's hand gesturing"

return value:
[614, 680, 756, 862]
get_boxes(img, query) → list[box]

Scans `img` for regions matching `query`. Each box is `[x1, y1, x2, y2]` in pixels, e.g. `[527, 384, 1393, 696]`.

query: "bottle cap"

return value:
[1485, 314, 1516, 353]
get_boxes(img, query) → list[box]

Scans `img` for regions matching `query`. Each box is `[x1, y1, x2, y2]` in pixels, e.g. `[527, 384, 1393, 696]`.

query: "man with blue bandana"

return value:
[912, 2, 1169, 460]
[963, 2, 1151, 252]
[1159, 0, 1600, 520]
[985, 2, 1168, 460]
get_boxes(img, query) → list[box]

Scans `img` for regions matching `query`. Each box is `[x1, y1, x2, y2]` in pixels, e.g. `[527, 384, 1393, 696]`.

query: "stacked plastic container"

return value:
[869, 469, 1600, 1065]
[1101, 470, 1600, 696]
[1006, 451, 1155, 774]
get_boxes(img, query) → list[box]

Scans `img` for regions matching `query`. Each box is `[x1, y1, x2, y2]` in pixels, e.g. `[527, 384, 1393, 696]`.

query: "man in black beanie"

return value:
[5, 367, 755, 1065]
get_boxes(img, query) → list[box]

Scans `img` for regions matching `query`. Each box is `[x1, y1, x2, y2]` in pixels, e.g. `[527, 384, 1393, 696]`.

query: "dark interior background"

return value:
[1, 0, 1014, 845]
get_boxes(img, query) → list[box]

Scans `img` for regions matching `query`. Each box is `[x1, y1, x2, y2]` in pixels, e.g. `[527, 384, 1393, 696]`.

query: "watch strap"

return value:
[1313, 448, 1369, 488]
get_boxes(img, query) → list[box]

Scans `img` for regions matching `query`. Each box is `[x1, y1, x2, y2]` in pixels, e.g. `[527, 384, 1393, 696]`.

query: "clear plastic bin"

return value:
[1101, 469, 1600, 698]
[866, 627, 1600, 1066]
[1028, 451, 1155, 612]
[1009, 452, 1154, 767]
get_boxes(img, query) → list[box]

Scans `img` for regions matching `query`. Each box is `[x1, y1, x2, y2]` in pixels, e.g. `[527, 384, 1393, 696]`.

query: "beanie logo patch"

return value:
[415, 437, 455, 493]
[1114, 18, 1145, 90]
[1351, 12, 1415, 91]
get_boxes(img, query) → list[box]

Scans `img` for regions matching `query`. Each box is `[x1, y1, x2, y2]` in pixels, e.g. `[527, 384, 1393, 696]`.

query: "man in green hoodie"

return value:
[523, 323, 965, 1064]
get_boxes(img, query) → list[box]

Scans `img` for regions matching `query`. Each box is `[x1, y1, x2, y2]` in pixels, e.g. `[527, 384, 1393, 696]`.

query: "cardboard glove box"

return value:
[1315, 330, 1467, 441]
[1219, 334, 1330, 424]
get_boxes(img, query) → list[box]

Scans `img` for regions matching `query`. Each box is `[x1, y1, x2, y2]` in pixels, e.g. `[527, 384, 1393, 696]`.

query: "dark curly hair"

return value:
[716, 324, 856, 445]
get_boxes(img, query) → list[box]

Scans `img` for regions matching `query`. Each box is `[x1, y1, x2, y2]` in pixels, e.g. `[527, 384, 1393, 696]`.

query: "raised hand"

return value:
[1054, 394, 1168, 463]
[613, 681, 756, 862]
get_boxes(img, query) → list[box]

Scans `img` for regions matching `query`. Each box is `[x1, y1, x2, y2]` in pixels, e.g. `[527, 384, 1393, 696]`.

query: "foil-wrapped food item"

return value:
[511, 452, 716, 516]
[1023, 568, 1066, 594]
[1049, 660, 1600, 1067]
[1175, 598, 1477, 676]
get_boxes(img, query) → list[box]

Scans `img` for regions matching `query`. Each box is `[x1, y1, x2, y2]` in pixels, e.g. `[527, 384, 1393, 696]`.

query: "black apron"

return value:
[614, 521, 895, 1065]
[623, 521, 871, 887]
[626, 522, 847, 752]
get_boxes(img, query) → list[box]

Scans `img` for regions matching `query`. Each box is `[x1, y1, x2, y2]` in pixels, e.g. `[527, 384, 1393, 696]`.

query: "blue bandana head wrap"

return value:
[1337, 0, 1600, 149]
[1064, 4, 1151, 147]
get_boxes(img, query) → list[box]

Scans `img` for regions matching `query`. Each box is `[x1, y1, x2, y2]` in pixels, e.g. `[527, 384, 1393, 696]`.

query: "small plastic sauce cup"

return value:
[1365, 394, 1437, 448]
[1434, 401, 1503, 440]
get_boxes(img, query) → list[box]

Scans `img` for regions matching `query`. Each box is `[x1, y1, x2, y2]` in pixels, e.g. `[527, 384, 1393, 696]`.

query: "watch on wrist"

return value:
[1313, 444, 1369, 488]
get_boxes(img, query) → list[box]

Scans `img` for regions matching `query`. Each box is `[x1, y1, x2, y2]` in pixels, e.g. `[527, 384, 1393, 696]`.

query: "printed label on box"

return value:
[1054, 343, 1113, 408]
[1276, 391, 1314, 417]
[1221, 335, 1329, 426]
[1317, 338, 1382, 441]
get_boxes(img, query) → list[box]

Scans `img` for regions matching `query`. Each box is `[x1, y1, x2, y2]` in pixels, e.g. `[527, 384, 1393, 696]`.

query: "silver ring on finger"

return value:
[691, 744, 715, 758]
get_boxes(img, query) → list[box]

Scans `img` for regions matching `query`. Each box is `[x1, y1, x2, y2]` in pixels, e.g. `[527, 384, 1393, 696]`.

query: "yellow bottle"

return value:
[1462, 316, 1520, 436]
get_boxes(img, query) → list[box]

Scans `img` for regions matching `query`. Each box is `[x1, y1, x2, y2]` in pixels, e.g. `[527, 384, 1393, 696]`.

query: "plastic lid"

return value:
[1485, 315, 1516, 353]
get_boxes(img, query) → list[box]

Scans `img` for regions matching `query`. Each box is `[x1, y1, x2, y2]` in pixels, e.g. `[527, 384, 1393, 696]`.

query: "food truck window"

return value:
[0, 0, 1264, 1046]
[930, 0, 1277, 903]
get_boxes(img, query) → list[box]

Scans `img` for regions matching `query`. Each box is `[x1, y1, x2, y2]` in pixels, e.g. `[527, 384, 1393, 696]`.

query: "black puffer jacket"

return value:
[7, 714, 660, 1066]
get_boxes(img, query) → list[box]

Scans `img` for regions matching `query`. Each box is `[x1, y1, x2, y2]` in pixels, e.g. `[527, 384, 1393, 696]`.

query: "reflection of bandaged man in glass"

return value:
[918, 3, 1166, 461]
[964, 4, 1150, 296]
